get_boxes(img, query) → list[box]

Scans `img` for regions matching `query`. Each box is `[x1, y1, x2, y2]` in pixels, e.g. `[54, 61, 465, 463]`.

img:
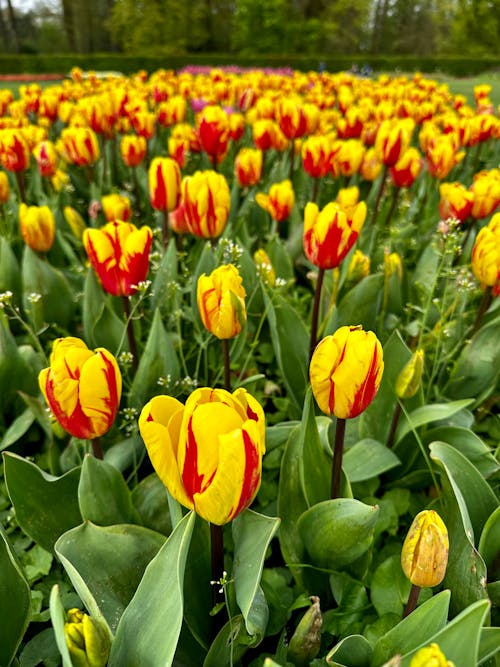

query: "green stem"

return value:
[222, 338, 231, 391]
[309, 267, 325, 361]
[386, 401, 402, 450]
[162, 209, 169, 247]
[210, 522, 225, 634]
[122, 296, 138, 372]
[368, 165, 388, 228]
[331, 417, 346, 500]
[471, 288, 493, 337]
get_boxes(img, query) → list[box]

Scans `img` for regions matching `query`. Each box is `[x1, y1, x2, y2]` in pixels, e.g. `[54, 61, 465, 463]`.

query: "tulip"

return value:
[310, 326, 383, 499]
[375, 119, 414, 167]
[182, 170, 230, 240]
[334, 139, 365, 178]
[303, 200, 366, 270]
[346, 249, 370, 285]
[252, 119, 284, 152]
[234, 147, 262, 188]
[0, 170, 10, 203]
[0, 128, 30, 172]
[390, 147, 423, 188]
[33, 140, 58, 178]
[254, 248, 276, 287]
[470, 171, 500, 219]
[101, 193, 132, 223]
[301, 135, 331, 180]
[157, 95, 187, 127]
[255, 179, 295, 224]
[277, 98, 307, 140]
[138, 386, 266, 525]
[120, 134, 147, 168]
[58, 127, 100, 167]
[168, 136, 189, 169]
[409, 643, 455, 667]
[401, 510, 449, 616]
[360, 147, 383, 182]
[131, 110, 156, 140]
[197, 264, 246, 340]
[438, 182, 473, 223]
[148, 156, 182, 213]
[52, 168, 70, 193]
[19, 203, 55, 253]
[39, 337, 122, 441]
[168, 202, 190, 235]
[396, 349, 425, 400]
[83, 221, 152, 297]
[63, 206, 87, 239]
[425, 136, 464, 180]
[196, 104, 229, 167]
[64, 608, 111, 667]
[229, 112, 245, 142]
[471, 214, 500, 296]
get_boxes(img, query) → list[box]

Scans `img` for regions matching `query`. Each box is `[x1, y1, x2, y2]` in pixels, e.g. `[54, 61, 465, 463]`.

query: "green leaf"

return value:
[399, 599, 490, 667]
[424, 426, 500, 479]
[203, 615, 253, 667]
[446, 313, 500, 400]
[478, 627, 500, 665]
[233, 510, 280, 638]
[3, 452, 82, 552]
[328, 273, 384, 333]
[56, 521, 166, 633]
[128, 307, 180, 409]
[263, 291, 309, 415]
[360, 330, 414, 443]
[277, 422, 308, 586]
[300, 388, 331, 505]
[0, 526, 31, 667]
[131, 472, 171, 535]
[325, 634, 373, 667]
[150, 237, 179, 316]
[0, 235, 21, 299]
[478, 506, 500, 578]
[82, 268, 124, 351]
[431, 455, 489, 616]
[0, 409, 35, 452]
[395, 399, 474, 447]
[49, 585, 73, 667]
[370, 554, 411, 618]
[298, 499, 379, 571]
[22, 245, 75, 330]
[78, 454, 142, 526]
[183, 515, 211, 650]
[430, 442, 498, 539]
[108, 511, 195, 666]
[371, 590, 450, 666]
[19, 627, 60, 667]
[343, 439, 400, 482]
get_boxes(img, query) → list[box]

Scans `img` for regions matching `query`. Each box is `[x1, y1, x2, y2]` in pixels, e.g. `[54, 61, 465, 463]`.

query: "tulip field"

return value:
[1, 65, 500, 667]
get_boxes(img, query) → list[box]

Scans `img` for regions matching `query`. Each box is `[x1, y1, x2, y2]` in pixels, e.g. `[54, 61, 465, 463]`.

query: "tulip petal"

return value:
[78, 349, 122, 437]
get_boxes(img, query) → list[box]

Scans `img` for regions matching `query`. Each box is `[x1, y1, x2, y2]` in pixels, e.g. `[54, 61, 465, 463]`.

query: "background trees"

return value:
[0, 0, 499, 57]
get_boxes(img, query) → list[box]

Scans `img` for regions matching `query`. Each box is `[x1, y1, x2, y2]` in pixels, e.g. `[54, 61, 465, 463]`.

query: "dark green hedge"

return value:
[0, 53, 498, 77]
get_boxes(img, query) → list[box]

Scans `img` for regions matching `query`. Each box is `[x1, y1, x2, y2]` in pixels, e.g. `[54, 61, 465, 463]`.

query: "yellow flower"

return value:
[254, 248, 276, 287]
[256, 180, 295, 223]
[64, 608, 111, 667]
[197, 264, 246, 339]
[401, 510, 449, 588]
[471, 213, 500, 295]
[395, 349, 425, 399]
[101, 193, 132, 222]
[410, 643, 455, 667]
[63, 206, 87, 239]
[182, 170, 230, 239]
[19, 203, 55, 253]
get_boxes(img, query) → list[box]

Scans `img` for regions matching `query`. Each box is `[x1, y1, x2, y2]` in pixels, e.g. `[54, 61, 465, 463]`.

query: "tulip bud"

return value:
[384, 251, 403, 281]
[396, 349, 424, 399]
[19, 203, 55, 253]
[310, 325, 384, 419]
[33, 140, 58, 178]
[253, 248, 276, 287]
[120, 134, 147, 168]
[287, 597, 322, 667]
[63, 206, 87, 239]
[409, 643, 455, 667]
[347, 249, 370, 285]
[197, 264, 246, 339]
[401, 510, 449, 588]
[148, 156, 181, 213]
[0, 170, 10, 203]
[235, 147, 262, 187]
[182, 170, 230, 239]
[0, 128, 30, 172]
[255, 180, 295, 223]
[439, 182, 473, 223]
[101, 193, 132, 222]
[64, 608, 111, 667]
[197, 104, 229, 164]
[471, 213, 500, 296]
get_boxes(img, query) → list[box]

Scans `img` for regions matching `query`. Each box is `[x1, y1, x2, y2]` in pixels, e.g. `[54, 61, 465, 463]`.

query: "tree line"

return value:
[2, 0, 500, 58]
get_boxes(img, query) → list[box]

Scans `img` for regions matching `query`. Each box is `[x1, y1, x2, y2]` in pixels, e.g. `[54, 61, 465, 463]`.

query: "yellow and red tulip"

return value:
[470, 170, 500, 219]
[360, 147, 383, 182]
[0, 129, 30, 172]
[197, 263, 246, 339]
[131, 110, 156, 140]
[334, 139, 365, 178]
[471, 213, 500, 296]
[101, 193, 132, 223]
[181, 170, 230, 239]
[425, 136, 464, 180]
[375, 119, 414, 167]
[301, 135, 332, 179]
[138, 386, 266, 525]
[235, 147, 263, 188]
[196, 104, 229, 164]
[310, 325, 384, 419]
[33, 140, 58, 178]
[390, 147, 423, 188]
[157, 96, 187, 127]
[148, 156, 182, 213]
[439, 182, 473, 223]
[0, 170, 10, 202]
[19, 203, 55, 253]
[255, 179, 295, 223]
[401, 510, 449, 588]
[83, 221, 153, 297]
[59, 127, 100, 167]
[303, 199, 366, 269]
[120, 134, 147, 168]
[39, 337, 122, 440]
[277, 98, 307, 140]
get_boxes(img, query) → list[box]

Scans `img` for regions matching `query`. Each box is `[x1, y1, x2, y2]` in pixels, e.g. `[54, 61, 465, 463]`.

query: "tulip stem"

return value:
[91, 437, 103, 459]
[471, 288, 493, 336]
[122, 296, 139, 372]
[331, 417, 346, 500]
[222, 338, 231, 391]
[384, 186, 399, 229]
[210, 522, 225, 619]
[369, 165, 388, 228]
[309, 267, 325, 361]
[161, 209, 169, 247]
[312, 177, 319, 203]
[289, 142, 295, 181]
[386, 401, 402, 450]
[403, 583, 420, 618]
[15, 170, 26, 203]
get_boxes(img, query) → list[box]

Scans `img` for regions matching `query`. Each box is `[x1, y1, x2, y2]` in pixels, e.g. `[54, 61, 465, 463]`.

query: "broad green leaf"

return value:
[150, 238, 179, 316]
[266, 421, 299, 453]
[399, 599, 490, 667]
[326, 634, 372, 667]
[233, 510, 281, 637]
[478, 627, 500, 665]
[431, 461, 489, 616]
[360, 331, 414, 443]
[478, 506, 500, 578]
[424, 426, 500, 479]
[56, 521, 166, 633]
[298, 499, 379, 571]
[183, 515, 211, 650]
[327, 273, 384, 333]
[263, 291, 309, 415]
[78, 455, 142, 526]
[277, 423, 308, 586]
[0, 409, 35, 452]
[301, 388, 331, 505]
[371, 590, 450, 666]
[108, 511, 195, 666]
[343, 439, 400, 482]
[446, 314, 500, 400]
[370, 554, 411, 618]
[18, 392, 52, 439]
[430, 442, 498, 539]
[128, 307, 180, 409]
[131, 472, 171, 535]
[0, 235, 21, 299]
[203, 614, 253, 667]
[104, 434, 144, 473]
[49, 585, 73, 667]
[82, 268, 124, 351]
[0, 526, 31, 667]
[395, 399, 474, 447]
[18, 627, 60, 667]
[3, 452, 82, 552]
[326, 572, 370, 639]
[488, 580, 500, 605]
[265, 235, 294, 281]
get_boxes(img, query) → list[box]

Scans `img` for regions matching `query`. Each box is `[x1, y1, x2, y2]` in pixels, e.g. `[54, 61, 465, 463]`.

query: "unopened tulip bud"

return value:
[347, 249, 370, 285]
[401, 510, 449, 588]
[197, 264, 246, 339]
[410, 643, 455, 667]
[64, 608, 111, 667]
[254, 248, 276, 287]
[287, 597, 322, 667]
[396, 349, 424, 399]
[63, 206, 87, 239]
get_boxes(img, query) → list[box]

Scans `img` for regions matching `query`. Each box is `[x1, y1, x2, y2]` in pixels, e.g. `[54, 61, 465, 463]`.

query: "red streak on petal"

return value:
[181, 418, 203, 500]
[229, 429, 261, 520]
